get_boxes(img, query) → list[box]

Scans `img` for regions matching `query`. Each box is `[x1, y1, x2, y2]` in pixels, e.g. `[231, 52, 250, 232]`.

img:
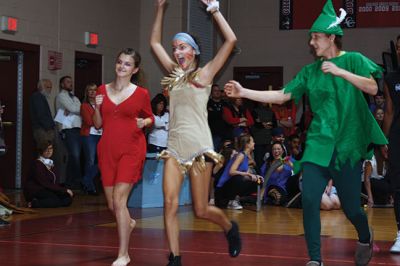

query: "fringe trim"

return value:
[158, 148, 223, 175]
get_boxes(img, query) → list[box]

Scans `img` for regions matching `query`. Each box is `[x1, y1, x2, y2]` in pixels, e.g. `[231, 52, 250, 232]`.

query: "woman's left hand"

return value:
[136, 118, 147, 129]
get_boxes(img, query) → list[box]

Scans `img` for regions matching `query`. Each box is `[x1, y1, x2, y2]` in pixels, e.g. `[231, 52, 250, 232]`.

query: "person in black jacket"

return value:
[24, 140, 73, 208]
[30, 79, 56, 145]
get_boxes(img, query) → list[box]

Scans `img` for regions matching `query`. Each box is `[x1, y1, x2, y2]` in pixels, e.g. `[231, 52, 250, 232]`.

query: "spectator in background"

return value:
[223, 97, 254, 147]
[209, 139, 237, 206]
[55, 76, 82, 190]
[263, 142, 293, 206]
[30, 79, 56, 146]
[373, 107, 384, 128]
[24, 140, 73, 208]
[362, 147, 391, 207]
[272, 100, 297, 137]
[287, 134, 303, 160]
[369, 91, 385, 113]
[80, 83, 102, 195]
[148, 93, 169, 153]
[251, 102, 275, 169]
[208, 84, 230, 151]
[320, 179, 341, 210]
[215, 134, 261, 209]
[264, 127, 287, 161]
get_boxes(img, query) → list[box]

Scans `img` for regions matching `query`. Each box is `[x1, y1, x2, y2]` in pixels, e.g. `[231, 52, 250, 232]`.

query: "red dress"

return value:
[97, 84, 154, 186]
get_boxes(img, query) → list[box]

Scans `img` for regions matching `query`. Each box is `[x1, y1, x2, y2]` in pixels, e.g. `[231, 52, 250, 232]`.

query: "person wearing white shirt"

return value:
[362, 151, 390, 207]
[55, 76, 82, 189]
[148, 93, 169, 153]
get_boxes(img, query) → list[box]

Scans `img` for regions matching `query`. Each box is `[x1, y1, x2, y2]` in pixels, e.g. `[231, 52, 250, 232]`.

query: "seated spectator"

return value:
[148, 93, 169, 153]
[80, 83, 102, 195]
[24, 141, 73, 208]
[209, 140, 237, 206]
[223, 98, 254, 146]
[262, 142, 293, 206]
[320, 179, 341, 210]
[264, 127, 287, 161]
[362, 148, 391, 207]
[287, 134, 303, 160]
[215, 135, 261, 209]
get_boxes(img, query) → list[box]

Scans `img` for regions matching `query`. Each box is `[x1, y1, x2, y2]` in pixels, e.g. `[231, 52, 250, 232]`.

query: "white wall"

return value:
[0, 0, 398, 99]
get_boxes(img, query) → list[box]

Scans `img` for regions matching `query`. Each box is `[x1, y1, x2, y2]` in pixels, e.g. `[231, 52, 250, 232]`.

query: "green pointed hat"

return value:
[310, 0, 347, 36]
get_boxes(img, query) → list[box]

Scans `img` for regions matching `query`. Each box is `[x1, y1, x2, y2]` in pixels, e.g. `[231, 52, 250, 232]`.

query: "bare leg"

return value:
[163, 158, 184, 256]
[190, 162, 241, 257]
[104, 183, 134, 266]
[190, 162, 231, 231]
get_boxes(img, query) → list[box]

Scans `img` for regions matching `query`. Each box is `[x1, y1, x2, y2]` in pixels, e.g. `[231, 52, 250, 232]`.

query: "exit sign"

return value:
[84, 32, 99, 47]
[1, 16, 18, 33]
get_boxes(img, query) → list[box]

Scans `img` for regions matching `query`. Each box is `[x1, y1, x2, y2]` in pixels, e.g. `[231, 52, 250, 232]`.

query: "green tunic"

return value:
[283, 51, 388, 173]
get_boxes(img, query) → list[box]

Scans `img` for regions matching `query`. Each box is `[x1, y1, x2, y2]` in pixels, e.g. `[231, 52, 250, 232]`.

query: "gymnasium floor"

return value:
[0, 192, 399, 266]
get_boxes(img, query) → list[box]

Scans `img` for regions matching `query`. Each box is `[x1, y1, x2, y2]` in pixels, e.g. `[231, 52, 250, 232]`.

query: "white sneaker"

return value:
[227, 200, 243, 210]
[208, 198, 215, 206]
[390, 231, 400, 254]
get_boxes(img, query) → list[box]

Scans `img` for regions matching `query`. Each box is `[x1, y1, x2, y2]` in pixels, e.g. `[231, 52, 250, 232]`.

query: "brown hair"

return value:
[238, 134, 252, 151]
[37, 140, 53, 155]
[117, 48, 145, 87]
[83, 83, 97, 103]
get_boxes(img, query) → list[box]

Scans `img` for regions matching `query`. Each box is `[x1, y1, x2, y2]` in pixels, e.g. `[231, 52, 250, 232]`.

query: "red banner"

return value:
[281, 0, 400, 30]
[357, 0, 400, 27]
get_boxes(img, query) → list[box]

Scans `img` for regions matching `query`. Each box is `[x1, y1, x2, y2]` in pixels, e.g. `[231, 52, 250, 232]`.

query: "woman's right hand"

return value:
[95, 94, 104, 107]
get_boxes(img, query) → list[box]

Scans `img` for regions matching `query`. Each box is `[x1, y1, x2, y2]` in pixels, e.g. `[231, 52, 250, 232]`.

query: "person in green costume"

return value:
[224, 1, 387, 265]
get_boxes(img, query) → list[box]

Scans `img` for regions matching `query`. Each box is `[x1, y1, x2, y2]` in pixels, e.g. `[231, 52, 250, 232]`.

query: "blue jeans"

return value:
[82, 134, 100, 191]
[62, 128, 82, 189]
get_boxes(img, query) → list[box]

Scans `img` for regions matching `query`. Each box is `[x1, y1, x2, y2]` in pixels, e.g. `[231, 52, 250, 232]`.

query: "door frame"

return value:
[0, 39, 40, 189]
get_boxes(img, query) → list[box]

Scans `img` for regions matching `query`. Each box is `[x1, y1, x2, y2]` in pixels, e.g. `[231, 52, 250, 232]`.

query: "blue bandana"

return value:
[172, 33, 200, 55]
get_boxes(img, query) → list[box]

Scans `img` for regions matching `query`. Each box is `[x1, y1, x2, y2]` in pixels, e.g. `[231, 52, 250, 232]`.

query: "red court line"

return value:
[0, 239, 395, 265]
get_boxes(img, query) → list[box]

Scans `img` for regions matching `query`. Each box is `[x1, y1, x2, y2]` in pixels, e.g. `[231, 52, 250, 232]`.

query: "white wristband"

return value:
[206, 1, 219, 13]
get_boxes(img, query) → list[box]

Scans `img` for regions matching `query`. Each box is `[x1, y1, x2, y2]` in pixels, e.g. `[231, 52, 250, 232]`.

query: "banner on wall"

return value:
[279, 0, 400, 30]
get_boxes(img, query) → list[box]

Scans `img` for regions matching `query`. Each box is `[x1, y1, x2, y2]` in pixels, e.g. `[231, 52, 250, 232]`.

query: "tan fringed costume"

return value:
[160, 68, 222, 173]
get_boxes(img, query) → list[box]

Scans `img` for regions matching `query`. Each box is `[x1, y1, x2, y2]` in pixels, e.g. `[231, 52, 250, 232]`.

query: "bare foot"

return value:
[111, 255, 130, 266]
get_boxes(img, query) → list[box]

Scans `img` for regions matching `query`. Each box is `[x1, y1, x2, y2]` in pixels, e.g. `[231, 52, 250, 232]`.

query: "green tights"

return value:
[302, 157, 370, 262]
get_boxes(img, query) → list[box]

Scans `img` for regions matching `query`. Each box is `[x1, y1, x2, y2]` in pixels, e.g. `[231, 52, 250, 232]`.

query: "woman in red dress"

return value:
[93, 48, 154, 266]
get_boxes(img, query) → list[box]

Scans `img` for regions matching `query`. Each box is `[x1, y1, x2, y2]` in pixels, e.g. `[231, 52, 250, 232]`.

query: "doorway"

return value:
[74, 51, 102, 101]
[233, 66, 283, 91]
[233, 66, 284, 109]
[0, 39, 40, 189]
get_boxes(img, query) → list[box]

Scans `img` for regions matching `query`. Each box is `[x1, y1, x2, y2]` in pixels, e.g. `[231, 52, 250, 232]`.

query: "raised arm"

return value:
[150, 0, 176, 73]
[224, 80, 291, 104]
[199, 0, 237, 85]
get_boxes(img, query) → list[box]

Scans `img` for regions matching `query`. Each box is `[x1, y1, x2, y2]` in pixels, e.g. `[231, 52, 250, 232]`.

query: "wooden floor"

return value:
[1, 191, 400, 266]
